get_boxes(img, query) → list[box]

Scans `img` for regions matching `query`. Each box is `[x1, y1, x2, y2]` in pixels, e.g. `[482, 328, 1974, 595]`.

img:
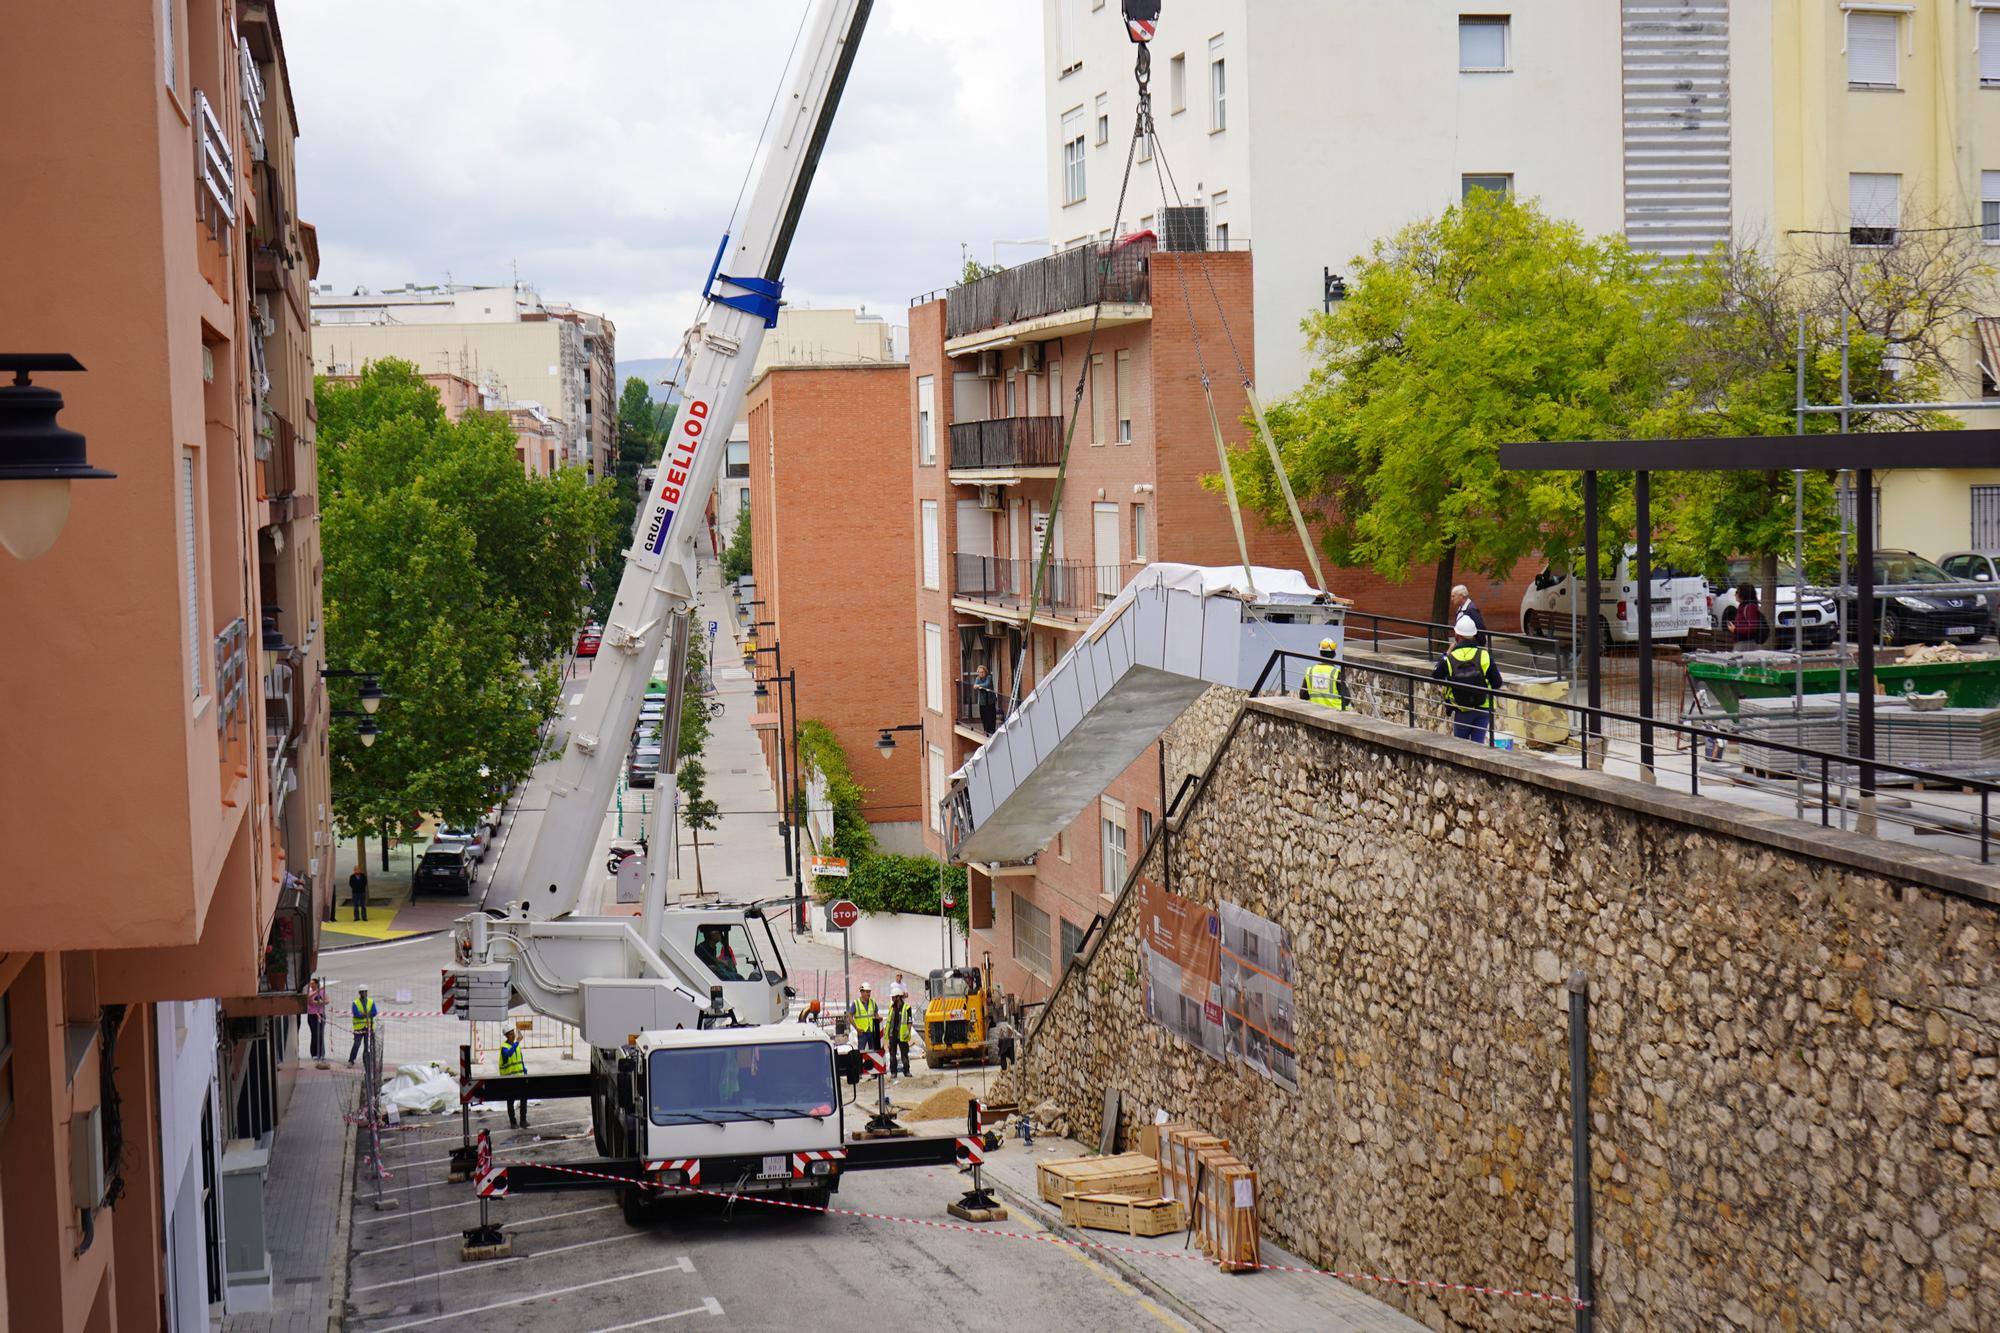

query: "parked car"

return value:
[1710, 559, 1838, 648]
[432, 823, 490, 862]
[482, 800, 505, 834]
[628, 740, 663, 788]
[1936, 550, 2000, 638]
[1835, 550, 1992, 645]
[1519, 547, 1711, 644]
[414, 842, 474, 896]
[576, 624, 603, 657]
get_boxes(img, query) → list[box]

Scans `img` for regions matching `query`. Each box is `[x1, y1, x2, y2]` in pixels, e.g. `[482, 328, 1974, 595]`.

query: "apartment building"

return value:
[909, 242, 1349, 1001]
[744, 364, 923, 849]
[0, 0, 329, 1326]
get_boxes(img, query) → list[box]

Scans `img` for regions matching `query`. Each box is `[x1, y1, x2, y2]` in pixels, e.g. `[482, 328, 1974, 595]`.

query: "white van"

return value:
[1519, 547, 1711, 644]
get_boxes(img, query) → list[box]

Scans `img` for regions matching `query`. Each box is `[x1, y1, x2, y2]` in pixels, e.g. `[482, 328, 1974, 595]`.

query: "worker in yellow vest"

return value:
[1297, 637, 1346, 711]
[850, 983, 881, 1053]
[888, 997, 914, 1077]
[499, 1024, 530, 1127]
[346, 986, 377, 1066]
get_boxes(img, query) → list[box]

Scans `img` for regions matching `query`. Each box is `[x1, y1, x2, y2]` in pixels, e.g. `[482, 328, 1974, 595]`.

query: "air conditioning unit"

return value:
[975, 350, 1002, 379]
[1019, 343, 1043, 373]
[1160, 205, 1210, 253]
[70, 1107, 106, 1211]
[978, 485, 1005, 511]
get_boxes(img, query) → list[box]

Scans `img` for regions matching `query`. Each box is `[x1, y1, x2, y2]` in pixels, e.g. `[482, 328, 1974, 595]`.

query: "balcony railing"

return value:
[952, 553, 1122, 617]
[949, 416, 1064, 471]
[259, 875, 310, 998]
[946, 235, 1154, 340]
[193, 88, 237, 241]
[956, 678, 1012, 735]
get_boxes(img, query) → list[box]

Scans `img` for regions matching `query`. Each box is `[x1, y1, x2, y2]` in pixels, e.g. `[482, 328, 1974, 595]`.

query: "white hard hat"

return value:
[1454, 616, 1478, 639]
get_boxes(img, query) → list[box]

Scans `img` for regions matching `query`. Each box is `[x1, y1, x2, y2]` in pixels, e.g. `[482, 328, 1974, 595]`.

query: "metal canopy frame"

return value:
[1497, 428, 2000, 802]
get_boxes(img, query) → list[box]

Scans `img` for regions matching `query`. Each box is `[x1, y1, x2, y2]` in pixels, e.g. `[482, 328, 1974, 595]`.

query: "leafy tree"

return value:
[721, 507, 754, 583]
[675, 629, 720, 892]
[616, 376, 667, 469]
[1223, 193, 1705, 623]
[592, 378, 675, 621]
[794, 720, 963, 928]
[960, 256, 1003, 284]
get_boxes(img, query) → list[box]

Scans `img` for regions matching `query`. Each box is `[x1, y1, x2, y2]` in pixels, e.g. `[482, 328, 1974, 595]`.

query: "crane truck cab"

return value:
[658, 901, 792, 1024]
[600, 1021, 848, 1221]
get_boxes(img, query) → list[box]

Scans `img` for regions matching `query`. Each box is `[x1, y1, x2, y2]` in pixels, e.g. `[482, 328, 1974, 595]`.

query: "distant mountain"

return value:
[615, 358, 682, 403]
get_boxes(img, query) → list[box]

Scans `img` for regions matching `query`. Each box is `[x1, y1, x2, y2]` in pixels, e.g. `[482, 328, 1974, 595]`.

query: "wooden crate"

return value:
[1192, 1152, 1260, 1272]
[1161, 1130, 1230, 1205]
[1060, 1192, 1186, 1237]
[1035, 1152, 1163, 1205]
[1142, 1120, 1194, 1167]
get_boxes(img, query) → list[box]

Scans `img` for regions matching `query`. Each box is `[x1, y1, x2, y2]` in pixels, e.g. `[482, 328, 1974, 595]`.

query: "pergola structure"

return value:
[1498, 432, 2000, 800]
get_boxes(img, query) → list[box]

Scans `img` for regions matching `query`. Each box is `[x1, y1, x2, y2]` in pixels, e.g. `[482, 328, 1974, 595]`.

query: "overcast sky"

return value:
[285, 1, 1049, 359]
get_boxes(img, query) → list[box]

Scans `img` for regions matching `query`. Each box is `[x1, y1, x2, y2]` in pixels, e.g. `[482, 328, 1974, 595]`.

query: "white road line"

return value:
[352, 1204, 615, 1259]
[380, 1119, 585, 1152]
[367, 1258, 696, 1331]
[588, 1299, 723, 1333]
[358, 1196, 479, 1222]
[352, 1230, 647, 1293]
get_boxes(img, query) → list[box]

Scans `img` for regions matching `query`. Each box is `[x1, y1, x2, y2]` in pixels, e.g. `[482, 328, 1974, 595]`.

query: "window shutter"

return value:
[1983, 12, 2000, 82]
[182, 450, 201, 697]
[921, 499, 939, 589]
[1846, 12, 1898, 86]
[1849, 172, 1899, 230]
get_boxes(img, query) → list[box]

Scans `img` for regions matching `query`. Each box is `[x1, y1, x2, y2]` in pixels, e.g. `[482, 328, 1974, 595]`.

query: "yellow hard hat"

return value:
[1318, 637, 1338, 654]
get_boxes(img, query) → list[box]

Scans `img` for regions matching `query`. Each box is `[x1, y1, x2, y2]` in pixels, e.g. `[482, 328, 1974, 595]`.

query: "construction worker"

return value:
[346, 985, 378, 1066]
[851, 982, 881, 1053]
[1433, 615, 1504, 744]
[1297, 637, 1346, 710]
[499, 1024, 529, 1127]
[887, 996, 913, 1077]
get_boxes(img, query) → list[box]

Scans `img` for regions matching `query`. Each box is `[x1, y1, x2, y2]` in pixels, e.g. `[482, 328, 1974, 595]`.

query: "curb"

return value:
[321, 928, 449, 953]
[326, 1086, 359, 1332]
[985, 1169, 1220, 1333]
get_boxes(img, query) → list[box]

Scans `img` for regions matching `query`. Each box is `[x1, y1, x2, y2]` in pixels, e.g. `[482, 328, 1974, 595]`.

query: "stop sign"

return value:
[942, 896, 957, 910]
[829, 899, 860, 930]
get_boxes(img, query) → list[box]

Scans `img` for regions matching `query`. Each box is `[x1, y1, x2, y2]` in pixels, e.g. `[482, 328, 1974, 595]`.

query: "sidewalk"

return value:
[956, 1127, 1429, 1333]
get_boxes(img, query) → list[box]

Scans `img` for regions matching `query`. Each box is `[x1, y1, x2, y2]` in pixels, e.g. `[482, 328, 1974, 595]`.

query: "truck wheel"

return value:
[796, 1185, 831, 1212]
[591, 1084, 610, 1156]
[620, 1185, 653, 1226]
[925, 1052, 945, 1070]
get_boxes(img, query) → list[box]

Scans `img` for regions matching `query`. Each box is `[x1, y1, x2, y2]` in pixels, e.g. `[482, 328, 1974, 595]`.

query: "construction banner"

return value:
[1218, 902, 1299, 1091]
[1136, 881, 1225, 1060]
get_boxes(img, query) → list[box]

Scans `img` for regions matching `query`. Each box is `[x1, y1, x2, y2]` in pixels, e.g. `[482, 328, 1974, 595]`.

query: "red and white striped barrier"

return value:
[790, 1149, 846, 1178]
[861, 1050, 887, 1077]
[955, 1136, 985, 1165]
[475, 1167, 508, 1198]
[643, 1158, 701, 1185]
[440, 970, 458, 1014]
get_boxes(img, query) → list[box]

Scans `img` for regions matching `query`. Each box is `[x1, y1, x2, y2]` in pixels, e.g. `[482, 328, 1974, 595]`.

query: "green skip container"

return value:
[1687, 654, 2000, 715]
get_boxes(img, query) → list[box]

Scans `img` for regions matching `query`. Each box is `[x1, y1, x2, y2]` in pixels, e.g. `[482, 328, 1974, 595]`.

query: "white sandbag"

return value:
[379, 1061, 460, 1115]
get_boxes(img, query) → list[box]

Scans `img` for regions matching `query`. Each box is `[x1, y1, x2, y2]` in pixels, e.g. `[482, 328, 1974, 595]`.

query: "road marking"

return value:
[379, 1119, 586, 1152]
[357, 1196, 480, 1222]
[353, 1204, 616, 1257]
[587, 1299, 723, 1332]
[367, 1259, 697, 1331]
[352, 1231, 651, 1293]
[1060, 1237, 1191, 1330]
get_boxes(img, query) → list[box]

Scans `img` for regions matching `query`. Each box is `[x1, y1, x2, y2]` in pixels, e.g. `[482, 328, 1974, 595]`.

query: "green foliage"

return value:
[316, 358, 616, 838]
[796, 720, 876, 863]
[721, 507, 754, 583]
[795, 720, 964, 929]
[959, 257, 1003, 285]
[616, 377, 667, 469]
[594, 379, 675, 622]
[676, 630, 718, 832]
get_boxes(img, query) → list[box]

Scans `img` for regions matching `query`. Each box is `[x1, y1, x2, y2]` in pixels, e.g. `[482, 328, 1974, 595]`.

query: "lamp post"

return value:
[749, 638, 798, 888]
[874, 723, 923, 759]
[324, 666, 392, 871]
[0, 355, 116, 560]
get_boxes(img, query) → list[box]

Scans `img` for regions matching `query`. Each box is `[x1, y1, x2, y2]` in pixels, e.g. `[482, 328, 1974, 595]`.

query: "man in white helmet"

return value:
[1433, 616, 1504, 743]
[1296, 637, 1346, 711]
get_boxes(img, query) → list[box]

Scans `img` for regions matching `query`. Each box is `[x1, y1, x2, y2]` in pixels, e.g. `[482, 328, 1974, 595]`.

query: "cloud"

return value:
[285, 1, 1050, 356]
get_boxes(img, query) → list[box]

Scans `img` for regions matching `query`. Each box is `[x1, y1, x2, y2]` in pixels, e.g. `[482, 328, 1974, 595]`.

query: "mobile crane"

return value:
[442, 0, 983, 1222]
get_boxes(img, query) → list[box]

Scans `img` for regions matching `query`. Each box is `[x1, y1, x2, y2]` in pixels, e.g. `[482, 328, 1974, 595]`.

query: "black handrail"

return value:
[1342, 607, 1571, 672]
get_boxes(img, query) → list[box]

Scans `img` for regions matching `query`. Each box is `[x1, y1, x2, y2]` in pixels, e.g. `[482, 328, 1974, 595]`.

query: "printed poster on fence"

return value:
[1218, 901, 1299, 1091]
[1136, 880, 1225, 1060]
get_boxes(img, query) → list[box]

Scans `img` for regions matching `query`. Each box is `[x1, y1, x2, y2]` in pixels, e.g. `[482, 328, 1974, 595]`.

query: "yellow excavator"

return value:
[922, 960, 993, 1069]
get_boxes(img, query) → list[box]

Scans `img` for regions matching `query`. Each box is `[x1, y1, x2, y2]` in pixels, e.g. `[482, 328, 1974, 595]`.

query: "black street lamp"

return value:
[331, 711, 380, 747]
[321, 666, 386, 714]
[0, 355, 116, 560]
[875, 723, 923, 759]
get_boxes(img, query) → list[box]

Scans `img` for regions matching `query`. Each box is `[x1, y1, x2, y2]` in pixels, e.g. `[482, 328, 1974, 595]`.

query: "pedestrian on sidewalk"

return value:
[305, 977, 328, 1063]
[1449, 584, 1489, 648]
[1433, 616, 1504, 744]
[993, 1015, 1019, 1071]
[347, 986, 378, 1066]
[348, 865, 369, 922]
[889, 972, 908, 1002]
[500, 1024, 529, 1128]
[972, 662, 999, 732]
[887, 996, 913, 1076]
[851, 983, 881, 1053]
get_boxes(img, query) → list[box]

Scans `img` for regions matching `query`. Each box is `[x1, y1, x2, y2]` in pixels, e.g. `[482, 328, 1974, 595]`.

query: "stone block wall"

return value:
[1008, 700, 2000, 1331]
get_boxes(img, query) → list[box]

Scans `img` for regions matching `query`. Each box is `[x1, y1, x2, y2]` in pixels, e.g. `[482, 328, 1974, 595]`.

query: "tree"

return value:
[594, 379, 674, 622]
[721, 507, 754, 583]
[675, 630, 720, 893]
[317, 359, 616, 853]
[1223, 193, 1704, 622]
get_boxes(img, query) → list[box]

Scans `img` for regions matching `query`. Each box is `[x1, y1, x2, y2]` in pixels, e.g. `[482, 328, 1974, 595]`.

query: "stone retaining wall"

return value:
[1008, 700, 2000, 1331]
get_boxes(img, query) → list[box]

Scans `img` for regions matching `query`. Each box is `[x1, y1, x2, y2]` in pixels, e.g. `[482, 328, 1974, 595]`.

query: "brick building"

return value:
[744, 364, 924, 850]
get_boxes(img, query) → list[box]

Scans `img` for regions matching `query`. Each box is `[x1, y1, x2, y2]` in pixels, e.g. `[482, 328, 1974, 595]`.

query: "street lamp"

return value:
[0, 355, 116, 560]
[322, 666, 385, 714]
[333, 711, 380, 747]
[875, 723, 923, 759]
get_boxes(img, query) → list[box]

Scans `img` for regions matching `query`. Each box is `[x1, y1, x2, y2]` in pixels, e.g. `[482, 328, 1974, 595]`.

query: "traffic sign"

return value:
[829, 899, 860, 930]
[810, 855, 849, 879]
[707, 620, 718, 635]
[942, 896, 956, 910]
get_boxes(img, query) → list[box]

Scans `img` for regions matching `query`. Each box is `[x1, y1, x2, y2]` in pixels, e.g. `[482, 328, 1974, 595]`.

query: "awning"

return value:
[1977, 316, 2000, 384]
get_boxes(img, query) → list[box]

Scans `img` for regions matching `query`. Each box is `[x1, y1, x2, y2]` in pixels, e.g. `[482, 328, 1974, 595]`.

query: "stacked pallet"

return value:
[1059, 1192, 1185, 1236]
[1035, 1151, 1161, 1205]
[1154, 1124, 1261, 1272]
[1737, 696, 2000, 779]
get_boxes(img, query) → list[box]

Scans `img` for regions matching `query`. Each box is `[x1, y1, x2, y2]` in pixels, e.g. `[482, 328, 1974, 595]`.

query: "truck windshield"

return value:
[692, 923, 764, 982]
[648, 1041, 835, 1124]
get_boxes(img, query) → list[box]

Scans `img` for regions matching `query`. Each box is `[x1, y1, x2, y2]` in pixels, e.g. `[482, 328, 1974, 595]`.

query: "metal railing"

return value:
[1341, 609, 1574, 677]
[946, 235, 1154, 339]
[1250, 647, 2000, 865]
[949, 416, 1064, 470]
[956, 678, 1011, 734]
[193, 89, 236, 238]
[952, 553, 1122, 617]
[259, 876, 310, 997]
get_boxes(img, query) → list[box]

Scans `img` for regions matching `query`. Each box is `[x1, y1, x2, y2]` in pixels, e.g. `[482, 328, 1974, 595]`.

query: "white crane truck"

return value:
[442, 0, 979, 1223]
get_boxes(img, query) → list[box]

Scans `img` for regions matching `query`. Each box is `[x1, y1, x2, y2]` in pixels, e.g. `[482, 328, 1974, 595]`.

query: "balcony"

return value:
[948, 416, 1063, 480]
[956, 676, 1013, 738]
[193, 88, 237, 244]
[256, 875, 312, 1005]
[944, 235, 1154, 355]
[952, 552, 1124, 623]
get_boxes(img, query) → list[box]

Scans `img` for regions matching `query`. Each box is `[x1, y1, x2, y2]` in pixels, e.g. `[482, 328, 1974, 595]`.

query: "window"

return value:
[1138, 130, 1153, 163]
[1984, 173, 2000, 243]
[923, 623, 943, 714]
[1093, 503, 1121, 599]
[1058, 0, 1081, 74]
[1132, 502, 1148, 561]
[1835, 483, 1883, 547]
[1983, 11, 2000, 85]
[1974, 488, 2000, 548]
[1062, 107, 1086, 204]
[1100, 796, 1128, 896]
[1012, 892, 1053, 978]
[1169, 53, 1186, 113]
[1462, 173, 1514, 201]
[1846, 11, 1899, 88]
[1459, 15, 1510, 71]
[1090, 353, 1107, 444]
[1114, 349, 1132, 441]
[1849, 172, 1900, 246]
[916, 375, 936, 464]
[724, 440, 749, 478]
[163, 0, 178, 91]
[1095, 93, 1109, 146]
[1210, 189, 1228, 250]
[927, 744, 947, 832]
[921, 499, 939, 589]
[182, 448, 203, 698]
[1139, 808, 1155, 846]
[1057, 827, 1071, 861]
[1059, 918, 1087, 974]
[1208, 36, 1226, 132]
